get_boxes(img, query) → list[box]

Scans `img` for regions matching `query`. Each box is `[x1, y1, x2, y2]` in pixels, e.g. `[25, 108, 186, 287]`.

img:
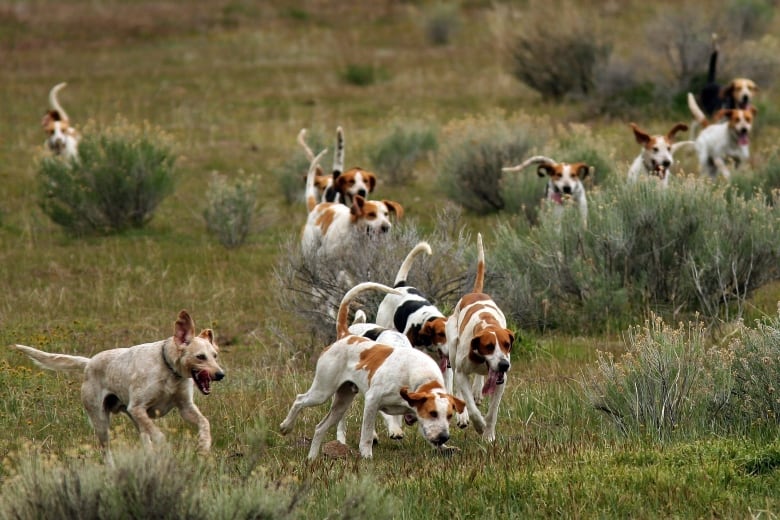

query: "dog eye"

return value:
[430, 411, 438, 418]
[197, 354, 207, 360]
[653, 147, 659, 153]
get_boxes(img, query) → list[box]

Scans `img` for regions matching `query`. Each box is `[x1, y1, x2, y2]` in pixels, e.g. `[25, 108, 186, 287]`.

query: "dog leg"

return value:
[358, 394, 382, 458]
[382, 412, 404, 440]
[179, 403, 212, 454]
[128, 405, 166, 449]
[481, 380, 506, 442]
[280, 380, 340, 435]
[713, 157, 731, 179]
[471, 375, 484, 406]
[308, 383, 356, 459]
[82, 393, 114, 465]
[454, 372, 485, 433]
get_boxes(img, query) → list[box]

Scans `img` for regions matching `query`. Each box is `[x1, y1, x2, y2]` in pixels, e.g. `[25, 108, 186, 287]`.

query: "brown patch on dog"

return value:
[346, 336, 370, 344]
[314, 204, 337, 234]
[410, 317, 447, 347]
[356, 344, 394, 383]
[382, 200, 404, 219]
[400, 382, 464, 419]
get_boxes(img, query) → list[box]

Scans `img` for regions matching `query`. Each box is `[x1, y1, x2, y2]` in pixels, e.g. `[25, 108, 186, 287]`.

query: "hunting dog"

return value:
[298, 126, 377, 205]
[42, 82, 80, 160]
[445, 233, 514, 442]
[503, 156, 592, 222]
[10, 310, 224, 465]
[375, 241, 449, 373]
[687, 92, 756, 180]
[280, 282, 465, 459]
[301, 148, 403, 260]
[628, 122, 694, 187]
[698, 35, 758, 117]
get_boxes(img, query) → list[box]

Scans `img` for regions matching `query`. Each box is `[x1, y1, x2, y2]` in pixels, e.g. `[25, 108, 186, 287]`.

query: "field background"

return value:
[2, 1, 780, 518]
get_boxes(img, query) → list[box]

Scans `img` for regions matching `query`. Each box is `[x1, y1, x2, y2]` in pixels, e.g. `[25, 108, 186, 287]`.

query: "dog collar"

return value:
[161, 345, 182, 379]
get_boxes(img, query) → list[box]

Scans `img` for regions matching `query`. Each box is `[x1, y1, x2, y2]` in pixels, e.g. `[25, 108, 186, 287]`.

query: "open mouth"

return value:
[652, 164, 667, 179]
[438, 351, 449, 374]
[192, 369, 213, 395]
[482, 369, 506, 396]
[738, 134, 750, 146]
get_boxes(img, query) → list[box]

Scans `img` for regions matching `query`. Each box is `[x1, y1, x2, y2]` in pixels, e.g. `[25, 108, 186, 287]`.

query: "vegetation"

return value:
[2, 1, 780, 518]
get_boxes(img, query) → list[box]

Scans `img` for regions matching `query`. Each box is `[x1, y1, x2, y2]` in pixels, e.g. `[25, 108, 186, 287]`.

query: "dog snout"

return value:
[380, 223, 390, 233]
[498, 359, 510, 373]
[562, 185, 572, 194]
[214, 371, 225, 381]
[662, 159, 671, 168]
[432, 432, 450, 446]
[357, 188, 367, 198]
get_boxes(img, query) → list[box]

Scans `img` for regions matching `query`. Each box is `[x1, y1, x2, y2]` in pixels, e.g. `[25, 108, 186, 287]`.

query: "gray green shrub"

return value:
[37, 119, 176, 236]
[368, 122, 437, 186]
[421, 3, 461, 46]
[203, 171, 258, 248]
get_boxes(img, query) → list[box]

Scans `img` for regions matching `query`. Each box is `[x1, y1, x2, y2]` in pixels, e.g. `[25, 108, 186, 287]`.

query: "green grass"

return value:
[2, 1, 780, 518]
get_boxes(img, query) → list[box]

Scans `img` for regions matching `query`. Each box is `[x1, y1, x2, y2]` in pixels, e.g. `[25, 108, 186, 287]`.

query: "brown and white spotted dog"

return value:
[301, 148, 403, 260]
[42, 82, 80, 160]
[687, 92, 756, 180]
[627, 122, 694, 187]
[445, 233, 514, 442]
[298, 126, 377, 205]
[721, 78, 758, 112]
[10, 310, 224, 465]
[503, 155, 592, 222]
[279, 282, 465, 459]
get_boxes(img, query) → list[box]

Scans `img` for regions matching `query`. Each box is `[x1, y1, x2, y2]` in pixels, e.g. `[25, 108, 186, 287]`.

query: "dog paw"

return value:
[389, 431, 405, 440]
[279, 422, 292, 435]
[472, 418, 486, 434]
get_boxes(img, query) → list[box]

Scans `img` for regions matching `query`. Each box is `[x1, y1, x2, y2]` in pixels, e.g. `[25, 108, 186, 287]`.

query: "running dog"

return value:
[280, 282, 464, 459]
[42, 82, 80, 160]
[627, 122, 693, 187]
[445, 233, 514, 442]
[10, 310, 224, 465]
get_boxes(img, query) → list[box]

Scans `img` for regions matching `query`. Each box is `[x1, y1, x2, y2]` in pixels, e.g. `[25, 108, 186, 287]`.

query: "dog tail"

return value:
[707, 33, 719, 84]
[305, 147, 329, 213]
[333, 126, 345, 177]
[687, 92, 708, 127]
[336, 282, 401, 339]
[297, 128, 316, 161]
[473, 233, 485, 294]
[11, 344, 90, 373]
[393, 241, 432, 286]
[48, 82, 70, 122]
[501, 155, 557, 173]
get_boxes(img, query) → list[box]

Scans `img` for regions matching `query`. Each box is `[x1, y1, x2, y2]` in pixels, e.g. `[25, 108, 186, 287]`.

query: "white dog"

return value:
[280, 282, 464, 459]
[628, 122, 693, 187]
[10, 310, 224, 465]
[301, 149, 403, 260]
[687, 92, 756, 180]
[446, 233, 514, 442]
[503, 155, 591, 222]
[42, 82, 80, 160]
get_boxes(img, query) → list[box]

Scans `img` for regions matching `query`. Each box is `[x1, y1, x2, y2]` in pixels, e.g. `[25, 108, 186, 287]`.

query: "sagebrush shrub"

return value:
[37, 119, 176, 235]
[273, 206, 473, 346]
[438, 113, 543, 215]
[491, 177, 780, 332]
[421, 3, 461, 46]
[369, 122, 437, 185]
[203, 172, 258, 248]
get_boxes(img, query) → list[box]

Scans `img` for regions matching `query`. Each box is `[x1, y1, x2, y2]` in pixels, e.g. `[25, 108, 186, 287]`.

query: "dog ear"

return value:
[630, 123, 650, 145]
[571, 163, 591, 179]
[449, 395, 466, 414]
[713, 109, 732, 122]
[666, 123, 688, 141]
[537, 164, 554, 178]
[198, 328, 215, 345]
[468, 336, 486, 364]
[174, 310, 195, 346]
[505, 329, 515, 350]
[365, 172, 377, 192]
[350, 195, 366, 217]
[383, 200, 404, 219]
[748, 81, 759, 92]
[400, 386, 424, 407]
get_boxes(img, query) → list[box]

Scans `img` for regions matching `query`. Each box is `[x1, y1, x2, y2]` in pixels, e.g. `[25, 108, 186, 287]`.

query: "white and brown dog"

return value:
[280, 281, 465, 459]
[10, 310, 224, 465]
[628, 122, 693, 187]
[301, 149, 403, 260]
[687, 92, 756, 180]
[298, 126, 377, 205]
[445, 233, 514, 442]
[42, 82, 80, 161]
[375, 241, 449, 373]
[503, 156, 591, 222]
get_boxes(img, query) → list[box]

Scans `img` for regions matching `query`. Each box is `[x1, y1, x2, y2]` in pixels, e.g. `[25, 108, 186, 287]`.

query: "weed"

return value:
[203, 171, 258, 249]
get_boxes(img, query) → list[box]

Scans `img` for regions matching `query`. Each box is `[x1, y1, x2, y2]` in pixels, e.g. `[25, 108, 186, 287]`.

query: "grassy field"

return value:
[2, 1, 780, 518]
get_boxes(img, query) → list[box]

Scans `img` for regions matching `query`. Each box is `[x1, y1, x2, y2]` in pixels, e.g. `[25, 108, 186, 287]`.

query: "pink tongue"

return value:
[738, 135, 749, 146]
[438, 354, 448, 374]
[550, 192, 563, 204]
[482, 370, 499, 396]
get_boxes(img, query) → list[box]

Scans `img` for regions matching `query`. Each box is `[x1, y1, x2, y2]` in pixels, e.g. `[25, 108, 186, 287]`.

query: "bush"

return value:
[368, 122, 437, 186]
[726, 0, 774, 39]
[274, 130, 328, 205]
[491, 178, 780, 332]
[203, 171, 258, 248]
[37, 119, 176, 235]
[731, 147, 780, 202]
[421, 3, 461, 46]
[273, 206, 473, 345]
[342, 63, 387, 87]
[507, 2, 609, 101]
[438, 113, 543, 215]
[583, 316, 712, 440]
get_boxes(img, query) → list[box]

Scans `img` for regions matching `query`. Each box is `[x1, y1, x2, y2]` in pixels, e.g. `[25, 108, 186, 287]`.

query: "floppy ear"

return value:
[469, 336, 486, 363]
[400, 386, 424, 407]
[572, 163, 591, 179]
[174, 310, 195, 346]
[365, 172, 377, 192]
[506, 329, 515, 348]
[666, 123, 688, 141]
[748, 81, 759, 92]
[383, 200, 404, 219]
[198, 328, 215, 345]
[749, 106, 758, 116]
[630, 123, 650, 145]
[449, 395, 466, 414]
[719, 82, 735, 100]
[537, 164, 554, 178]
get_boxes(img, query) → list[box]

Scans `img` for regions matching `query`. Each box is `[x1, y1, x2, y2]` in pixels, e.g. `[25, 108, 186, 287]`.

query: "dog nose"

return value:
[498, 359, 510, 373]
[662, 159, 671, 168]
[357, 189, 367, 197]
[214, 371, 225, 381]
[433, 432, 450, 446]
[380, 224, 390, 233]
[562, 186, 572, 194]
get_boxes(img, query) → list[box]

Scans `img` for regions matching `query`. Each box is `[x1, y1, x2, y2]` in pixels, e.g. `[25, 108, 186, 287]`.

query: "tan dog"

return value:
[280, 282, 465, 459]
[445, 233, 514, 442]
[11, 310, 224, 464]
[42, 82, 80, 160]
